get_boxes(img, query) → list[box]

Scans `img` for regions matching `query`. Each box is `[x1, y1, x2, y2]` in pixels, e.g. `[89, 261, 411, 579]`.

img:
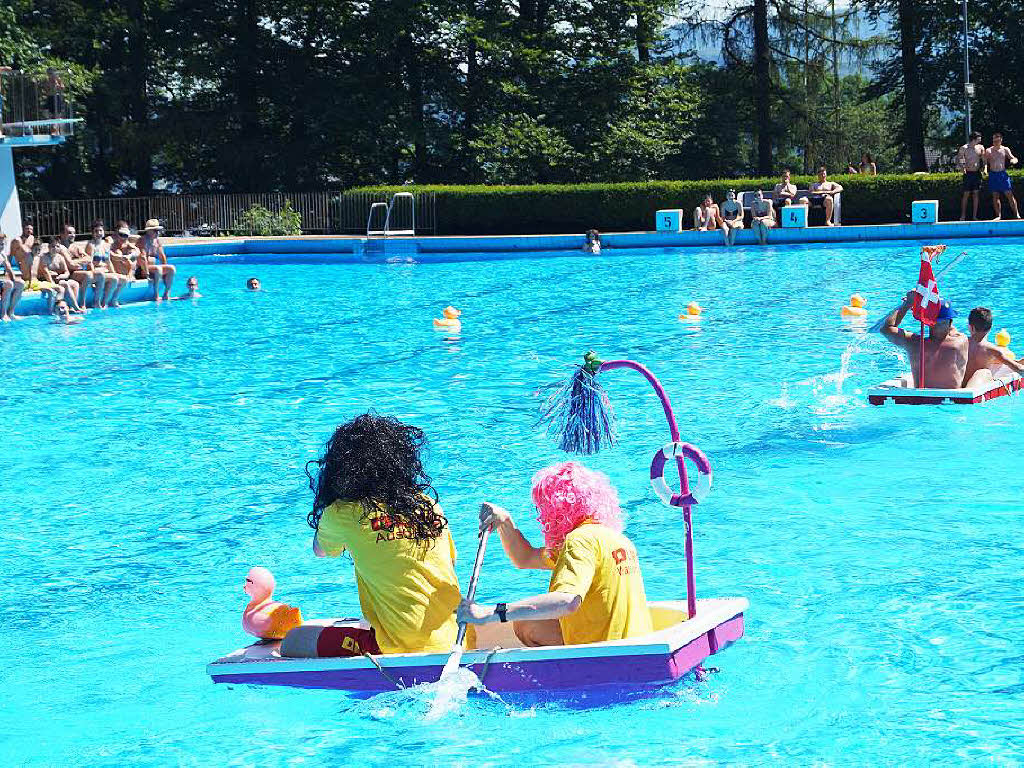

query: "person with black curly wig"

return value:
[305, 413, 464, 655]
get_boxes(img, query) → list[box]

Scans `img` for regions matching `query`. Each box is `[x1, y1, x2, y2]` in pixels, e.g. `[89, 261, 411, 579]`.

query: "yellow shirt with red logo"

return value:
[314, 499, 461, 654]
[547, 522, 653, 645]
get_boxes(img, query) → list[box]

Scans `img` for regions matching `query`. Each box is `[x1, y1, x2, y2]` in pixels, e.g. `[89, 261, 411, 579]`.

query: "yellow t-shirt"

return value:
[315, 499, 461, 654]
[547, 522, 653, 646]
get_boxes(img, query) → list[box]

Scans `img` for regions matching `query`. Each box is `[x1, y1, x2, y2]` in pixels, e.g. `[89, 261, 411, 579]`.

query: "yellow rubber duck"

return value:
[433, 305, 462, 332]
[841, 293, 867, 318]
[995, 328, 1016, 361]
[678, 301, 703, 322]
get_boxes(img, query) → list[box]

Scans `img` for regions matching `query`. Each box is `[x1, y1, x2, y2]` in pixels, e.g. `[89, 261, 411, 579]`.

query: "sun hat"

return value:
[116, 226, 131, 237]
[935, 300, 957, 322]
[143, 218, 162, 231]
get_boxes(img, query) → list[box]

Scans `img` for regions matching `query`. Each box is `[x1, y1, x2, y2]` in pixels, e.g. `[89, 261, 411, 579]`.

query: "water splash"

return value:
[767, 382, 795, 409]
[424, 665, 485, 721]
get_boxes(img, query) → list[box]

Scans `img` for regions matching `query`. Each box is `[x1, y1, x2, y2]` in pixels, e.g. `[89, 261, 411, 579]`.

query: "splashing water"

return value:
[767, 382, 795, 409]
[424, 666, 485, 721]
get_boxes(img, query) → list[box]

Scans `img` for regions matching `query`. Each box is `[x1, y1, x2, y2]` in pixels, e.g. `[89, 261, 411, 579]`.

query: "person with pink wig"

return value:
[457, 461, 653, 647]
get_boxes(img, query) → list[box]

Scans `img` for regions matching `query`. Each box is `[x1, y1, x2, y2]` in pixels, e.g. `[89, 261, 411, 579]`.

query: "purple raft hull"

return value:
[208, 598, 747, 693]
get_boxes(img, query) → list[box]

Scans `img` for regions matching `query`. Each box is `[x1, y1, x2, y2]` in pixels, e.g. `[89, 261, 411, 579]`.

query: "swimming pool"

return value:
[3, 238, 1022, 764]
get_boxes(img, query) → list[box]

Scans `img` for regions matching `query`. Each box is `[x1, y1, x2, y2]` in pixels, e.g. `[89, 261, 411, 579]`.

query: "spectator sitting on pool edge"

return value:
[246, 277, 261, 291]
[457, 461, 653, 648]
[719, 190, 744, 246]
[693, 194, 719, 231]
[809, 166, 843, 226]
[880, 292, 967, 389]
[750, 190, 775, 245]
[773, 169, 797, 207]
[962, 307, 1024, 387]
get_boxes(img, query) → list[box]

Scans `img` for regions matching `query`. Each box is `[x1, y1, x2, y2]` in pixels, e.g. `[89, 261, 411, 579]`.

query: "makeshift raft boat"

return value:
[868, 367, 1023, 405]
[207, 597, 747, 692]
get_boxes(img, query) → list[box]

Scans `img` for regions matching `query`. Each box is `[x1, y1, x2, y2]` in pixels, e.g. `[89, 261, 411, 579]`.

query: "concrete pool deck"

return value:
[161, 219, 1024, 259]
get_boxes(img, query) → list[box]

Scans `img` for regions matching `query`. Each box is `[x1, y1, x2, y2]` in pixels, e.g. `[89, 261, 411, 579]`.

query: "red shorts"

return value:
[314, 623, 381, 657]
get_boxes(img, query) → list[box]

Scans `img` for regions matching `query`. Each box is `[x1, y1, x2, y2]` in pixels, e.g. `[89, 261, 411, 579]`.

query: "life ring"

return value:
[649, 441, 713, 507]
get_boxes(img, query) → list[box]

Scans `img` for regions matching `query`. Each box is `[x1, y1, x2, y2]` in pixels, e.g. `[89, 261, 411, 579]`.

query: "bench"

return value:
[737, 190, 842, 226]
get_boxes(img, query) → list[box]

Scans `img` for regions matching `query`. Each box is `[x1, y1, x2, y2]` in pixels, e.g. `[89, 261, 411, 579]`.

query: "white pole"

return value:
[962, 0, 972, 139]
[0, 146, 23, 239]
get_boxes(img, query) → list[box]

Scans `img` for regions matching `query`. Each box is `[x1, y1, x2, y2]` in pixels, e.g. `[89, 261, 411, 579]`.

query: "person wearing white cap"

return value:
[138, 218, 176, 301]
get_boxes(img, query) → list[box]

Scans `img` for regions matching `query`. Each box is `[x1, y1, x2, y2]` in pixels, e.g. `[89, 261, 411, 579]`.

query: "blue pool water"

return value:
[3, 239, 1023, 765]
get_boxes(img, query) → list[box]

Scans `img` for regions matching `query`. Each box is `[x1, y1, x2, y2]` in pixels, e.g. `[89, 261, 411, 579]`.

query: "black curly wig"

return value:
[306, 413, 447, 544]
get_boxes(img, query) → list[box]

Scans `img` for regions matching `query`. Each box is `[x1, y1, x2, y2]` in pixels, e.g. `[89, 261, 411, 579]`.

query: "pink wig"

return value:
[531, 462, 623, 551]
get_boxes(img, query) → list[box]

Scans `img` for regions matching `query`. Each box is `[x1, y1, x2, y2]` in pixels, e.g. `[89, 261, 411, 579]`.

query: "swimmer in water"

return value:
[53, 299, 81, 324]
[246, 277, 261, 291]
[174, 276, 201, 299]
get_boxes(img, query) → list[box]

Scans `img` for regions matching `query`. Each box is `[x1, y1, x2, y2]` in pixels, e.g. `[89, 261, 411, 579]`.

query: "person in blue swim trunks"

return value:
[985, 131, 1020, 220]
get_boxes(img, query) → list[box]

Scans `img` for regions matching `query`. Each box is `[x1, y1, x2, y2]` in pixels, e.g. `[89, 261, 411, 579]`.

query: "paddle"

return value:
[438, 527, 491, 681]
[869, 249, 969, 333]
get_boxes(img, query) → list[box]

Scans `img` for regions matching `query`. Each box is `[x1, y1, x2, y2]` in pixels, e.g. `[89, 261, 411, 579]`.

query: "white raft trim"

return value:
[868, 367, 1022, 405]
[206, 597, 748, 678]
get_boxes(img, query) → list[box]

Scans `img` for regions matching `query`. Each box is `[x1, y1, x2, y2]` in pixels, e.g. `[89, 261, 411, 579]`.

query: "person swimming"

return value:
[301, 413, 465, 656]
[174, 276, 201, 299]
[457, 461, 653, 647]
[246, 277, 261, 291]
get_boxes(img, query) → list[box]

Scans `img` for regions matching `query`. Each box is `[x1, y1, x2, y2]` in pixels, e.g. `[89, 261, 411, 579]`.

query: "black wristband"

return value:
[495, 602, 508, 623]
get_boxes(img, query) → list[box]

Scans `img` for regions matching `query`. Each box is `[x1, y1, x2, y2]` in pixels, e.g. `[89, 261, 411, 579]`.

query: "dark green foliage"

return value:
[4, 0, 1022, 197]
[232, 200, 303, 236]
[354, 174, 1021, 235]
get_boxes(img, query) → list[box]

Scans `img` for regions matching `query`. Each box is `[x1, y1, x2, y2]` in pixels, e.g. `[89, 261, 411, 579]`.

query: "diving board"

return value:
[1, 69, 78, 236]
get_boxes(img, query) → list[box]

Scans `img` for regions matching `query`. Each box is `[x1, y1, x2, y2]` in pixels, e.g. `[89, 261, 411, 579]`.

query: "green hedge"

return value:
[352, 173, 1024, 235]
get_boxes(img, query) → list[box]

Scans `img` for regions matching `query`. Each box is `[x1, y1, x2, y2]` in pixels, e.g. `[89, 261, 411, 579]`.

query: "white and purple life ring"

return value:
[649, 442, 713, 507]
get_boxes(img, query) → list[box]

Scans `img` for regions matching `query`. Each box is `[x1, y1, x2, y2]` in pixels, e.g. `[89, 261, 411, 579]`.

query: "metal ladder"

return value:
[366, 192, 416, 237]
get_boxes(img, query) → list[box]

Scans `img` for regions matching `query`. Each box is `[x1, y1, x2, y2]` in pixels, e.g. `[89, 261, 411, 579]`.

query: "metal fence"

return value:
[20, 191, 437, 238]
[0, 69, 76, 139]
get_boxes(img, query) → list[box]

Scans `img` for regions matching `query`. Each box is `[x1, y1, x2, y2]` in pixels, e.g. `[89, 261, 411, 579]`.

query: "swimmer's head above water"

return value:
[246, 277, 261, 291]
[531, 461, 623, 551]
[305, 413, 445, 544]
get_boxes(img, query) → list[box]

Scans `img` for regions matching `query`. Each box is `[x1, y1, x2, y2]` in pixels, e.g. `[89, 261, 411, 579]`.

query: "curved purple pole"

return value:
[598, 359, 698, 619]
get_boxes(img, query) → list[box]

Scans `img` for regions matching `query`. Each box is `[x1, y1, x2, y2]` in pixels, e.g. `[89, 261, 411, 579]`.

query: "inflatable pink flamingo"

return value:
[242, 567, 303, 640]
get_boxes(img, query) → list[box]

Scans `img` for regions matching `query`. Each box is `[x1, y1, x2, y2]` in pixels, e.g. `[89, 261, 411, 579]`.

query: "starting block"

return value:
[655, 209, 683, 233]
[780, 204, 808, 228]
[912, 200, 939, 224]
